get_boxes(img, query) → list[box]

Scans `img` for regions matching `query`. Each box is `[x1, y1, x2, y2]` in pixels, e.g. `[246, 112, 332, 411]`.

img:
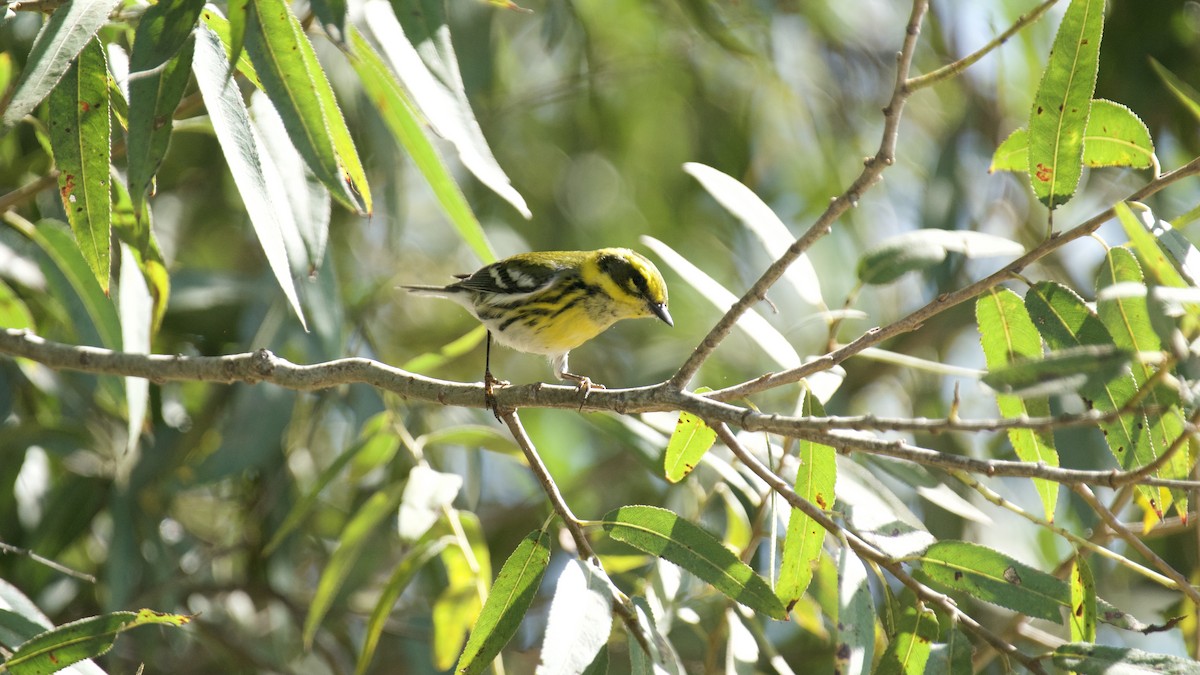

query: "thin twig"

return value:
[906, 0, 1061, 91]
[712, 422, 1048, 675]
[706, 156, 1200, 401]
[666, 0, 931, 390]
[0, 541, 96, 583]
[499, 409, 653, 655]
[1072, 484, 1200, 606]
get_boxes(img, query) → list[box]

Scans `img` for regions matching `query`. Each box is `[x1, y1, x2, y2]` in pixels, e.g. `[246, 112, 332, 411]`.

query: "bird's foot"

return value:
[484, 370, 511, 421]
[562, 372, 605, 410]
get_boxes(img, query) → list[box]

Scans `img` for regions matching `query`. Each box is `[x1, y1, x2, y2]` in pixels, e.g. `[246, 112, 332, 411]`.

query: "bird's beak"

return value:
[651, 303, 674, 327]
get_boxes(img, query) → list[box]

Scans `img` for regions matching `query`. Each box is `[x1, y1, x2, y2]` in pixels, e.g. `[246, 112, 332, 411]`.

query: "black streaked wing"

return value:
[449, 259, 567, 302]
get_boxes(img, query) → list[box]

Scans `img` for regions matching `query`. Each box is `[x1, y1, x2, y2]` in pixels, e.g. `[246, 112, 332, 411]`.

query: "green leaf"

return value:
[1068, 556, 1096, 642]
[48, 38, 111, 292]
[1027, 0, 1104, 209]
[1150, 57, 1200, 123]
[33, 220, 121, 351]
[857, 230, 1023, 285]
[227, 0, 250, 76]
[355, 536, 449, 675]
[0, 280, 35, 331]
[302, 481, 407, 647]
[923, 628, 973, 675]
[126, 0, 204, 214]
[1053, 643, 1200, 675]
[265, 413, 398, 554]
[536, 556, 615, 675]
[1116, 202, 1191, 289]
[192, 22, 308, 330]
[198, 7, 263, 88]
[3, 609, 189, 674]
[456, 529, 551, 675]
[835, 546, 874, 675]
[1025, 281, 1163, 516]
[992, 100, 1156, 173]
[919, 541, 1066, 622]
[1077, 100, 1155, 169]
[777, 393, 835, 605]
[876, 602, 937, 675]
[602, 505, 786, 620]
[990, 127, 1028, 173]
[371, 0, 530, 219]
[976, 289, 1059, 520]
[344, 27, 495, 263]
[432, 513, 488, 671]
[246, 0, 370, 214]
[663, 387, 717, 483]
[683, 162, 823, 306]
[1, 0, 123, 128]
[1097, 247, 1189, 518]
[111, 170, 170, 332]
[980, 344, 1131, 397]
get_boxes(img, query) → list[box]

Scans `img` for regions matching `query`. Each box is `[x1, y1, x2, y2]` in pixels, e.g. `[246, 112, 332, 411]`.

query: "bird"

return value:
[402, 248, 673, 412]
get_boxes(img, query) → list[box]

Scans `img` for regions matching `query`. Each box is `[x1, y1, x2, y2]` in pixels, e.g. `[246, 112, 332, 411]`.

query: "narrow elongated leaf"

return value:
[126, 0, 204, 213]
[303, 481, 407, 647]
[1, 0, 123, 128]
[991, 100, 1155, 172]
[602, 505, 786, 619]
[683, 162, 823, 306]
[857, 230, 1023, 285]
[536, 557, 613, 675]
[980, 344, 1131, 397]
[641, 236, 801, 368]
[199, 8, 263, 87]
[457, 529, 551, 675]
[3, 609, 189, 674]
[664, 386, 717, 483]
[777, 393, 835, 606]
[250, 91, 331, 273]
[836, 547, 874, 675]
[366, 0, 529, 219]
[876, 602, 937, 675]
[246, 0, 369, 213]
[49, 38, 111, 291]
[1024, 281, 1162, 515]
[1116, 203, 1190, 289]
[432, 513, 489, 671]
[1097, 247, 1189, 518]
[1069, 556, 1096, 642]
[923, 628, 973, 675]
[110, 171, 169, 332]
[34, 221, 121, 350]
[976, 289, 1059, 520]
[920, 541, 1066, 622]
[1027, 0, 1105, 208]
[628, 596, 683, 675]
[345, 27, 494, 263]
[266, 413, 398, 554]
[1150, 58, 1200, 123]
[0, 281, 35, 331]
[192, 23, 307, 329]
[1054, 643, 1200, 675]
[118, 244, 150, 469]
[355, 536, 449, 675]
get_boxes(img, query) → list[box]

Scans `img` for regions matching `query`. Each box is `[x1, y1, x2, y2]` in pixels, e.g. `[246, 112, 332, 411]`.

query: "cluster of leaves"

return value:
[4, 0, 1200, 673]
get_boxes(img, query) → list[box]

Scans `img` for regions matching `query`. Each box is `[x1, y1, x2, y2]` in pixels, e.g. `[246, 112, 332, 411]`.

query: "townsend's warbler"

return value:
[403, 248, 673, 397]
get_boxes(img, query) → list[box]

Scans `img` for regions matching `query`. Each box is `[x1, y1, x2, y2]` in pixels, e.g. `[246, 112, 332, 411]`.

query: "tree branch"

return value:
[666, 0, 931, 390]
[707, 155, 1200, 401]
[5, 328, 1199, 490]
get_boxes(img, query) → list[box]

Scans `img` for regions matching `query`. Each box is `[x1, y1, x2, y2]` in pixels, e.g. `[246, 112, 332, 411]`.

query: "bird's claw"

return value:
[562, 372, 604, 411]
[484, 370, 511, 421]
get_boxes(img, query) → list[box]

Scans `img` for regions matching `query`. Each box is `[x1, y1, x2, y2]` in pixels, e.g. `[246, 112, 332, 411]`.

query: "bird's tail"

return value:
[399, 284, 449, 297]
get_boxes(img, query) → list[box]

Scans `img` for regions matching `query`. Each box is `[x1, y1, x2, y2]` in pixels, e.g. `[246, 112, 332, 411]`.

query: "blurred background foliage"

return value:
[2, 0, 1200, 672]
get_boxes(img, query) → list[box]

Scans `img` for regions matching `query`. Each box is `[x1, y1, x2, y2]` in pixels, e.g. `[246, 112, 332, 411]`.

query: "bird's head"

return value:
[592, 248, 673, 326]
